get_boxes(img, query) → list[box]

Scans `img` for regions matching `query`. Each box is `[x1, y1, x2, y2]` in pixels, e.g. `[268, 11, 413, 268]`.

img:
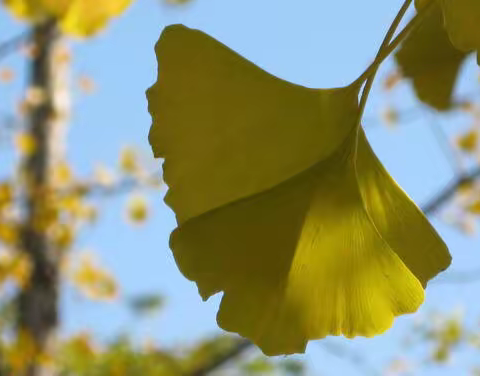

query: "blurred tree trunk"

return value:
[17, 19, 68, 376]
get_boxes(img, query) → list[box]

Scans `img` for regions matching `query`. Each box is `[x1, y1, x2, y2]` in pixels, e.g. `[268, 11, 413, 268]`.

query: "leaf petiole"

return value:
[353, 0, 437, 116]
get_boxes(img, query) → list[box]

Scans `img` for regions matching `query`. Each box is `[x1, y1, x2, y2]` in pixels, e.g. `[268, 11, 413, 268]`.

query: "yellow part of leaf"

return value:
[148, 24, 451, 355]
[2, 0, 47, 20]
[148, 24, 361, 225]
[395, 3, 468, 110]
[439, 0, 480, 62]
[170, 130, 449, 355]
[2, 0, 132, 37]
[59, 0, 132, 37]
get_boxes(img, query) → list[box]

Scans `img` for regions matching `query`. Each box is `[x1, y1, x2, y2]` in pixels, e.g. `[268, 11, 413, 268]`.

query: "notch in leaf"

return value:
[147, 24, 451, 356]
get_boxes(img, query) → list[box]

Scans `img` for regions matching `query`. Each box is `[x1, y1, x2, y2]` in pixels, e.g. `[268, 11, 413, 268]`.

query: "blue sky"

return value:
[1, 0, 480, 374]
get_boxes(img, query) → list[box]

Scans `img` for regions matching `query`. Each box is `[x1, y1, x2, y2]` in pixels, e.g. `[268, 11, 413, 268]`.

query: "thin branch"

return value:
[0, 30, 32, 61]
[421, 166, 480, 214]
[85, 174, 161, 197]
[189, 338, 252, 376]
[426, 112, 464, 177]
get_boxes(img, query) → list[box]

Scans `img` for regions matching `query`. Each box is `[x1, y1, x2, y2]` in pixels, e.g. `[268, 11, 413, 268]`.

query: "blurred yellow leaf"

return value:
[147, 25, 451, 355]
[58, 194, 96, 222]
[10, 254, 32, 288]
[468, 200, 480, 214]
[5, 329, 38, 373]
[0, 251, 31, 288]
[33, 199, 58, 232]
[3, 0, 133, 37]
[383, 70, 402, 91]
[14, 132, 37, 156]
[127, 195, 148, 224]
[119, 148, 138, 174]
[78, 74, 96, 94]
[395, 3, 468, 110]
[0, 183, 13, 209]
[382, 106, 399, 127]
[0, 222, 18, 245]
[457, 129, 478, 153]
[25, 86, 47, 106]
[72, 254, 118, 301]
[52, 161, 73, 186]
[50, 223, 74, 250]
[432, 345, 449, 363]
[62, 332, 97, 368]
[94, 164, 115, 187]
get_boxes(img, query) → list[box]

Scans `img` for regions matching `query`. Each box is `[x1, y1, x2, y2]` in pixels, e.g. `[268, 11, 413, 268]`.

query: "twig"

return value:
[189, 338, 252, 376]
[426, 112, 464, 176]
[0, 30, 32, 61]
[421, 166, 480, 214]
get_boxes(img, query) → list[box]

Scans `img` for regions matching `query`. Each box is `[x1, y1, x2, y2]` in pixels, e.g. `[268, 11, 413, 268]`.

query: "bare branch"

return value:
[189, 338, 252, 376]
[0, 30, 31, 61]
[422, 166, 480, 215]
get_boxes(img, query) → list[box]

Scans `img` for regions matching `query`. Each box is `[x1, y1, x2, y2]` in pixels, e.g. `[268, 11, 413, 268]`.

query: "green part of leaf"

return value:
[147, 24, 361, 225]
[395, 3, 469, 110]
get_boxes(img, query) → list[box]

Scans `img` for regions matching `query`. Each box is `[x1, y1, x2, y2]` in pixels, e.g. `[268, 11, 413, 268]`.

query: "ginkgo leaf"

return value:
[438, 0, 480, 63]
[147, 24, 451, 355]
[457, 129, 478, 153]
[3, 0, 132, 37]
[59, 0, 132, 37]
[395, 3, 469, 110]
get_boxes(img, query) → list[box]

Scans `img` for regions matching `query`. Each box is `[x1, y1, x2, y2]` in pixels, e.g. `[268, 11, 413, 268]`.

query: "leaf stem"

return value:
[354, 0, 435, 88]
[356, 0, 413, 124]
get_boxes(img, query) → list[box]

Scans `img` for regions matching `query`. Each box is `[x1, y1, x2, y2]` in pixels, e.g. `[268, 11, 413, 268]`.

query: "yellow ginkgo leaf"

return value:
[438, 0, 480, 63]
[2, 0, 132, 37]
[2, 0, 46, 20]
[147, 24, 451, 355]
[72, 254, 118, 301]
[395, 3, 468, 110]
[59, 0, 132, 37]
[468, 200, 480, 214]
[457, 129, 478, 153]
[127, 195, 149, 224]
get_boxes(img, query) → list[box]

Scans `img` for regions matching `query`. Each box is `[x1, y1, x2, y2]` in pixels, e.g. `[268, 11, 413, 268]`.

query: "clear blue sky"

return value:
[1, 0, 479, 374]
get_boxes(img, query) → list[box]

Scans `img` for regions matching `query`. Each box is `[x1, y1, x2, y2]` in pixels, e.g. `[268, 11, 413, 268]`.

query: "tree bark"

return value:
[17, 20, 61, 376]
